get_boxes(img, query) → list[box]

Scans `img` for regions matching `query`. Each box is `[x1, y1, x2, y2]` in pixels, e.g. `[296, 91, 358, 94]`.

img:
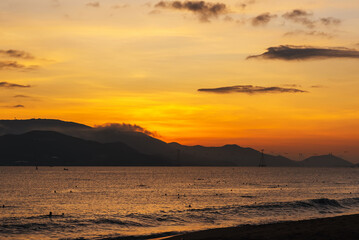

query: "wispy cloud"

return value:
[112, 4, 129, 9]
[198, 85, 307, 94]
[86, 2, 100, 8]
[12, 105, 25, 108]
[247, 45, 359, 60]
[13, 95, 31, 98]
[252, 12, 277, 26]
[1, 104, 25, 108]
[284, 30, 333, 39]
[282, 9, 315, 28]
[311, 85, 325, 88]
[0, 49, 34, 59]
[237, 0, 256, 10]
[282, 9, 341, 29]
[155, 1, 227, 22]
[320, 17, 341, 26]
[0, 82, 31, 88]
[0, 61, 37, 70]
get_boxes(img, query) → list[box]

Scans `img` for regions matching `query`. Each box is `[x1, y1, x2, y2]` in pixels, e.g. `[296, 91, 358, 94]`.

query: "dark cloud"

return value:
[13, 95, 31, 98]
[86, 2, 100, 7]
[282, 9, 315, 28]
[0, 61, 26, 70]
[0, 50, 34, 59]
[252, 12, 277, 26]
[247, 45, 359, 61]
[320, 17, 341, 26]
[0, 82, 31, 88]
[197, 85, 307, 94]
[94, 123, 159, 137]
[284, 30, 333, 39]
[155, 1, 227, 22]
[0, 61, 37, 70]
[1, 105, 25, 108]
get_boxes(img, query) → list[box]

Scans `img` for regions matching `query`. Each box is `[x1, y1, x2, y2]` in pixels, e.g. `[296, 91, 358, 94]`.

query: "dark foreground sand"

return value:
[163, 214, 359, 240]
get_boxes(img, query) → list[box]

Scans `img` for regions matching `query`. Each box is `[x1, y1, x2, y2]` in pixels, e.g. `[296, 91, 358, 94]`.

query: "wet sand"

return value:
[164, 214, 359, 240]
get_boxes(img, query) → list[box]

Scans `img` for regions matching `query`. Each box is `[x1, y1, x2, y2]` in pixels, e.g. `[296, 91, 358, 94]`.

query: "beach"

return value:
[165, 214, 359, 240]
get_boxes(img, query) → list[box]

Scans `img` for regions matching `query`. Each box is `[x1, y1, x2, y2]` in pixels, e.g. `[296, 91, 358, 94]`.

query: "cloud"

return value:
[223, 15, 233, 22]
[149, 9, 162, 15]
[282, 84, 301, 87]
[0, 82, 31, 88]
[320, 17, 341, 26]
[94, 123, 159, 137]
[86, 2, 100, 7]
[0, 61, 37, 70]
[247, 45, 359, 61]
[311, 85, 324, 88]
[252, 12, 277, 26]
[13, 95, 31, 98]
[0, 61, 26, 70]
[0, 50, 34, 59]
[282, 9, 315, 28]
[237, 0, 256, 10]
[197, 85, 307, 94]
[155, 1, 227, 22]
[1, 105, 25, 108]
[284, 30, 333, 39]
[112, 4, 129, 9]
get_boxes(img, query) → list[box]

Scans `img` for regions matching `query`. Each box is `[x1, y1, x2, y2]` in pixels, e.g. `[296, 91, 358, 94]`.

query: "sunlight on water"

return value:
[1, 167, 359, 239]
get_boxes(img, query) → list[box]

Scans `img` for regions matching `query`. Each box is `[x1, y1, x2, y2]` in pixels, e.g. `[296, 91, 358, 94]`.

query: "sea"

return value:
[1, 167, 359, 240]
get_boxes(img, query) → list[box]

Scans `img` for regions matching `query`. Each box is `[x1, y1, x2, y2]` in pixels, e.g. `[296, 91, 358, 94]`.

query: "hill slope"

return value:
[300, 154, 353, 167]
[0, 131, 167, 166]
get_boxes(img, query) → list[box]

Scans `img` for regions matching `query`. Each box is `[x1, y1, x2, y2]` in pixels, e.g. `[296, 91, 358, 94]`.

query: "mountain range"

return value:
[0, 119, 354, 167]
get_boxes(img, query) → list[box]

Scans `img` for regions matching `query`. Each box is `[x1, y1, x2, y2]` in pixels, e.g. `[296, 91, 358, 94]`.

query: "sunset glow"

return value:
[1, 0, 359, 162]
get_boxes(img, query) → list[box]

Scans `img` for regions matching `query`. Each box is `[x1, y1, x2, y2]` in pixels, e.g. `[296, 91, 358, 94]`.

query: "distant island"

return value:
[0, 119, 355, 167]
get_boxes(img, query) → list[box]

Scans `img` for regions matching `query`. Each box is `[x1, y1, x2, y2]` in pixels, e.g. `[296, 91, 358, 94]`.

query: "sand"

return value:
[163, 214, 359, 240]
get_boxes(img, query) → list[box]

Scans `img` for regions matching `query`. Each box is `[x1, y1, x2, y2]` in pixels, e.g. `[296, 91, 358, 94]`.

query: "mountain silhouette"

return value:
[300, 154, 353, 167]
[0, 130, 166, 166]
[0, 119, 354, 167]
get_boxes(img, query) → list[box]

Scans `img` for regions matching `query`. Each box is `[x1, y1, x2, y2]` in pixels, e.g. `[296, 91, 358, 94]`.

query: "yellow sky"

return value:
[1, 0, 359, 161]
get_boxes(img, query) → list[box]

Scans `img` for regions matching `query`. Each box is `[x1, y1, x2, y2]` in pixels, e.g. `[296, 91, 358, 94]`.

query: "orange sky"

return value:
[1, 0, 359, 162]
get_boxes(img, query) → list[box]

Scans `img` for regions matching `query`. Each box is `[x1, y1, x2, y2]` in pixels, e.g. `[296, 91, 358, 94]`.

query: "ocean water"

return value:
[1, 167, 359, 240]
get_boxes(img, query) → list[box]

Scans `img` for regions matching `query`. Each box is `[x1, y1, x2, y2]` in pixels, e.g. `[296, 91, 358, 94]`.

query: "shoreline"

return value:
[160, 213, 359, 240]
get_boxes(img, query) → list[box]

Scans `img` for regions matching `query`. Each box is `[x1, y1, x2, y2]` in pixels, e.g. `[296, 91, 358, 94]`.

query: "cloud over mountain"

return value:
[198, 85, 307, 94]
[247, 45, 359, 60]
[155, 1, 227, 22]
[94, 123, 159, 137]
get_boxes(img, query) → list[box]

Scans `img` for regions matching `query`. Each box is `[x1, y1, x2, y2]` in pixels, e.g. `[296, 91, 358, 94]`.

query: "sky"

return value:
[1, 0, 359, 162]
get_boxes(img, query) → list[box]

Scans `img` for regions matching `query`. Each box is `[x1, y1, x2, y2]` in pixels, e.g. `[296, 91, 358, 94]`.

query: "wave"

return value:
[1, 197, 359, 236]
